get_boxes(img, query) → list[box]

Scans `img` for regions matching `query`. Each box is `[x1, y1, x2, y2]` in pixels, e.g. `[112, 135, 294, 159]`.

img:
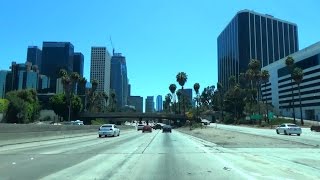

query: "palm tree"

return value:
[91, 79, 99, 93]
[292, 67, 304, 125]
[59, 69, 67, 78]
[176, 89, 182, 114]
[261, 70, 270, 123]
[169, 84, 177, 112]
[110, 92, 116, 112]
[102, 92, 109, 111]
[70, 72, 80, 94]
[285, 56, 296, 124]
[78, 77, 87, 95]
[165, 93, 172, 113]
[193, 83, 200, 120]
[176, 72, 188, 114]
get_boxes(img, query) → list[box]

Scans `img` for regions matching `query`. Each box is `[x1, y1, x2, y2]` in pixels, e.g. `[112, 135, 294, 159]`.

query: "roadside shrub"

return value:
[0, 99, 9, 113]
[269, 118, 294, 125]
[91, 118, 105, 125]
[223, 113, 235, 124]
[4, 89, 40, 124]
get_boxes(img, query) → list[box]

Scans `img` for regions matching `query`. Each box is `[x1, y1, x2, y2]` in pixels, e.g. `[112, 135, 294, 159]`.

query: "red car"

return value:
[142, 125, 152, 133]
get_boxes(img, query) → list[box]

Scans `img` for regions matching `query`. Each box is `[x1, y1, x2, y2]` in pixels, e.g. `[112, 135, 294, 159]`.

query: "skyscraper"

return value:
[0, 70, 10, 98]
[110, 53, 128, 108]
[218, 10, 299, 89]
[41, 42, 74, 92]
[90, 47, 111, 95]
[181, 88, 193, 105]
[145, 96, 154, 113]
[26, 46, 42, 72]
[156, 95, 163, 112]
[128, 96, 143, 112]
[73, 52, 84, 77]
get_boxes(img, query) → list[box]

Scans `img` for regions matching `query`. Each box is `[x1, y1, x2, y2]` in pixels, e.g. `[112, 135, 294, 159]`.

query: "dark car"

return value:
[153, 124, 162, 130]
[142, 125, 152, 133]
[162, 125, 172, 133]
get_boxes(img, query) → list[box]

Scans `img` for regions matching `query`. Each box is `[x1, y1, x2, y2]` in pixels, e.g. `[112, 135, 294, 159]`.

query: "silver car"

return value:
[98, 124, 120, 137]
[137, 124, 144, 131]
[276, 123, 302, 136]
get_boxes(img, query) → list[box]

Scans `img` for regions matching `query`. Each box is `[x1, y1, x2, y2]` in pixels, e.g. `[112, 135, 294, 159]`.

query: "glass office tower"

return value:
[218, 10, 299, 89]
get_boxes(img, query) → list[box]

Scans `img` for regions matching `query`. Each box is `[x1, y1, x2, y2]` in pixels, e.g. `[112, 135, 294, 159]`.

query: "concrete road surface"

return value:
[209, 123, 320, 147]
[0, 129, 320, 180]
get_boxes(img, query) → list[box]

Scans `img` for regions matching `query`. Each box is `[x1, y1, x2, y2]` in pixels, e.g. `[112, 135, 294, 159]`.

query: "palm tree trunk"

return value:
[182, 86, 185, 115]
[298, 84, 304, 125]
[291, 79, 296, 124]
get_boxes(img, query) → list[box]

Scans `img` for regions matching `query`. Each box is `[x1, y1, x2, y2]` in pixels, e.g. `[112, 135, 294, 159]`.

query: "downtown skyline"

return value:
[1, 0, 320, 100]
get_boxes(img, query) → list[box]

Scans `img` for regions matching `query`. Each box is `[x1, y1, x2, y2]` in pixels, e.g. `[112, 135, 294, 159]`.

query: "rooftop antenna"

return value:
[109, 36, 115, 55]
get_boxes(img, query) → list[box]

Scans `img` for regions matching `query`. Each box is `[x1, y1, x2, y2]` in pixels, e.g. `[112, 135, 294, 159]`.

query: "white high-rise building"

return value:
[90, 47, 111, 96]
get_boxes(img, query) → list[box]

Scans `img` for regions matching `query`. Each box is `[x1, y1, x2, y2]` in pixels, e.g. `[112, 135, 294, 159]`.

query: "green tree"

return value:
[0, 99, 9, 113]
[216, 82, 225, 122]
[292, 67, 304, 125]
[176, 72, 188, 114]
[4, 89, 40, 123]
[285, 56, 296, 124]
[261, 70, 270, 123]
[49, 93, 82, 121]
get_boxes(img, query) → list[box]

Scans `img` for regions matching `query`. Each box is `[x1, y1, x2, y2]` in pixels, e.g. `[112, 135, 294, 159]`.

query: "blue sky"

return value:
[1, 0, 320, 101]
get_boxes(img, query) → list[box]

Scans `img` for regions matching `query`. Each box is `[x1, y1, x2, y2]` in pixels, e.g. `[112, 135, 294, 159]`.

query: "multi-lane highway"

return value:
[0, 127, 320, 180]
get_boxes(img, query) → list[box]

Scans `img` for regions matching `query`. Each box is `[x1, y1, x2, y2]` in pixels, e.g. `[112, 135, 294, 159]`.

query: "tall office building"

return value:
[262, 42, 320, 120]
[8, 62, 39, 91]
[156, 95, 163, 112]
[26, 46, 42, 72]
[128, 96, 143, 112]
[218, 10, 299, 89]
[181, 88, 193, 105]
[90, 47, 111, 96]
[41, 42, 74, 92]
[110, 53, 128, 108]
[0, 70, 10, 98]
[128, 84, 131, 97]
[73, 52, 84, 77]
[145, 96, 154, 113]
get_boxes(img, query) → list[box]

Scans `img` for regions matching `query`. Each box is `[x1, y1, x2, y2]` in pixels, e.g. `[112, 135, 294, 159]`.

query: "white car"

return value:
[137, 124, 144, 131]
[276, 123, 302, 136]
[98, 124, 120, 137]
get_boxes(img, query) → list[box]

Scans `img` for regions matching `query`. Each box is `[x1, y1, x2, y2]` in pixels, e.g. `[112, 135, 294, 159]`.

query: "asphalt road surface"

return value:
[0, 128, 320, 180]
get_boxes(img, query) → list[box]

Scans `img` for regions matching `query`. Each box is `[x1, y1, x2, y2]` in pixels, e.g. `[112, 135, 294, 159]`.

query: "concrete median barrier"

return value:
[0, 124, 134, 146]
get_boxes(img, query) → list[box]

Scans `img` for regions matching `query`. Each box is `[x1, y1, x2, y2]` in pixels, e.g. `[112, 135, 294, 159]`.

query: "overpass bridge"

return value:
[79, 112, 190, 121]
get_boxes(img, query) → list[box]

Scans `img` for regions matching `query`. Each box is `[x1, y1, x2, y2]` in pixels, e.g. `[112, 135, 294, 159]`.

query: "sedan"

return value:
[137, 124, 144, 131]
[162, 125, 172, 133]
[276, 123, 301, 136]
[98, 124, 120, 137]
[153, 124, 162, 130]
[142, 125, 152, 133]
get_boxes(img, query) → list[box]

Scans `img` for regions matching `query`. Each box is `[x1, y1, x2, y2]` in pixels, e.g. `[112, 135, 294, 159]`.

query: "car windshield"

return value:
[288, 125, 298, 127]
[2, 1, 320, 179]
[102, 125, 112, 128]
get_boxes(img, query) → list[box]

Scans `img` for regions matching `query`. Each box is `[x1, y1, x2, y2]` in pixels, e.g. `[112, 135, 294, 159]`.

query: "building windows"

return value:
[273, 20, 279, 60]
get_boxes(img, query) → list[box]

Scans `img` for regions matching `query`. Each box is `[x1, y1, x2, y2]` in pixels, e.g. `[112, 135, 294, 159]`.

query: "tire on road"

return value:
[276, 130, 279, 134]
[284, 130, 288, 135]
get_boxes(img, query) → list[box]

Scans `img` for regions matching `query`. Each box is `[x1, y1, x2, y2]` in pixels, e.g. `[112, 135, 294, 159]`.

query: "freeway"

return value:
[0, 128, 320, 179]
[209, 123, 320, 147]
